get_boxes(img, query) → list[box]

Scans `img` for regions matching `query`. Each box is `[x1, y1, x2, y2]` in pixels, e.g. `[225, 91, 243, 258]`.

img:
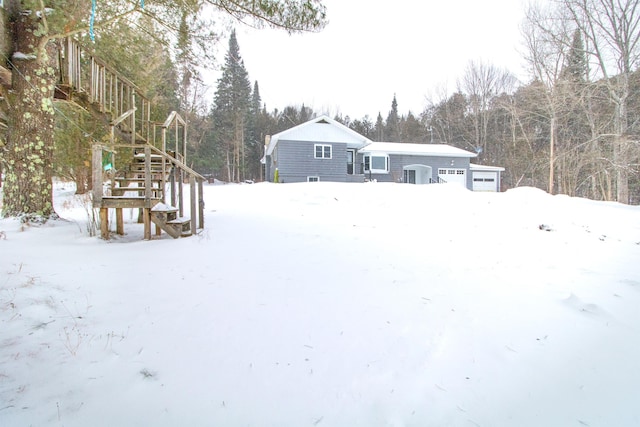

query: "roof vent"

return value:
[317, 118, 329, 124]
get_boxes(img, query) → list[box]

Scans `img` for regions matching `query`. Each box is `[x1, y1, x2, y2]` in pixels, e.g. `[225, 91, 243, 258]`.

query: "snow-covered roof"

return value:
[470, 163, 505, 172]
[359, 142, 477, 158]
[265, 115, 372, 156]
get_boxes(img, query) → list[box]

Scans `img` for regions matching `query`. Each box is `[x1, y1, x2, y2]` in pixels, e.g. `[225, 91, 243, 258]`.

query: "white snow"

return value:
[11, 52, 37, 61]
[1, 181, 639, 426]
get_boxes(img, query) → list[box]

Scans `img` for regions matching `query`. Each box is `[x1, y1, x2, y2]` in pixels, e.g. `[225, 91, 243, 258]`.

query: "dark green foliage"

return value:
[208, 29, 252, 181]
[385, 95, 400, 142]
[53, 103, 107, 194]
[374, 113, 384, 142]
[562, 29, 587, 83]
[401, 112, 427, 143]
[349, 116, 375, 140]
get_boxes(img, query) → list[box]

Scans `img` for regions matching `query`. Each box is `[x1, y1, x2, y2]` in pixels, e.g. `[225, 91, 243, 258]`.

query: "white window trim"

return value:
[314, 144, 332, 159]
[307, 176, 320, 182]
[363, 154, 389, 174]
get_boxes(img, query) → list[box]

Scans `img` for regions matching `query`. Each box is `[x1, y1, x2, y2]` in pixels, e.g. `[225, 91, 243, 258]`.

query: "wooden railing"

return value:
[58, 38, 152, 143]
[92, 143, 205, 239]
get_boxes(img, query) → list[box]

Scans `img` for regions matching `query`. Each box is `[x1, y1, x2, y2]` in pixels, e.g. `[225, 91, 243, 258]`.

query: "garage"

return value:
[438, 168, 467, 186]
[470, 164, 505, 192]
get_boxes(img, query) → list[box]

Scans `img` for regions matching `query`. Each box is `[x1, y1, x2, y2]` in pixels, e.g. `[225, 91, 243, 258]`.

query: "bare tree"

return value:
[458, 60, 517, 161]
[560, 0, 640, 203]
[521, 3, 574, 194]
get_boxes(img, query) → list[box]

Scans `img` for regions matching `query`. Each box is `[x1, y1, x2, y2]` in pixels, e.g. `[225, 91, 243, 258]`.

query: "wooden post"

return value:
[143, 208, 151, 240]
[190, 175, 196, 234]
[170, 168, 176, 208]
[198, 179, 204, 230]
[91, 145, 103, 207]
[131, 91, 136, 144]
[100, 208, 109, 240]
[178, 168, 184, 217]
[116, 208, 124, 235]
[144, 145, 151, 207]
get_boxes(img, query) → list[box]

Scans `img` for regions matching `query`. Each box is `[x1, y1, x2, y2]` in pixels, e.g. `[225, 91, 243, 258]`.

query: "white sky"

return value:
[209, 0, 530, 119]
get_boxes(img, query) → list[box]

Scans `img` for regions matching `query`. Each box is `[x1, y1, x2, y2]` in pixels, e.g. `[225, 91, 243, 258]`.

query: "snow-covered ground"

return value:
[1, 181, 639, 427]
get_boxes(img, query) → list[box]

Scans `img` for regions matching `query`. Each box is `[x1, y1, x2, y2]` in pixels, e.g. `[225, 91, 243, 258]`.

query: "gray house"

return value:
[263, 115, 504, 191]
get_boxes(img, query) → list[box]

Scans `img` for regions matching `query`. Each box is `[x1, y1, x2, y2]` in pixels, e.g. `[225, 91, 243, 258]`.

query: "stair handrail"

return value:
[60, 38, 152, 142]
[147, 144, 204, 233]
[162, 111, 188, 166]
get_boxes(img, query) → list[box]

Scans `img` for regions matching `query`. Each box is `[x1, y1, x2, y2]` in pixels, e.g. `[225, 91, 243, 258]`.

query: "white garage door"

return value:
[472, 171, 498, 191]
[438, 168, 467, 187]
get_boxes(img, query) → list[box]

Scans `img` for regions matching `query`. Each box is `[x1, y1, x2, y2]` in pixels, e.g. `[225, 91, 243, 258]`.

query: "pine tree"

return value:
[385, 95, 400, 142]
[246, 81, 267, 180]
[562, 29, 587, 83]
[402, 112, 427, 143]
[211, 30, 252, 182]
[0, 0, 326, 221]
[374, 113, 385, 141]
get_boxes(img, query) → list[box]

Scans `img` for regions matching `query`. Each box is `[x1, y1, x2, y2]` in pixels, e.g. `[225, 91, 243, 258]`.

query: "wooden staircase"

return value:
[93, 143, 204, 240]
[151, 204, 192, 238]
[53, 37, 205, 240]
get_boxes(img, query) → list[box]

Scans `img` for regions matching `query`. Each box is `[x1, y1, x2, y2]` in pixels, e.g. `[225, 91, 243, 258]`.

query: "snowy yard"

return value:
[1, 181, 639, 426]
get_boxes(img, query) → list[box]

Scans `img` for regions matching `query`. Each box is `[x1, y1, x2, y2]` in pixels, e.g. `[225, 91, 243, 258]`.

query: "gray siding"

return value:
[270, 139, 350, 183]
[366, 154, 472, 188]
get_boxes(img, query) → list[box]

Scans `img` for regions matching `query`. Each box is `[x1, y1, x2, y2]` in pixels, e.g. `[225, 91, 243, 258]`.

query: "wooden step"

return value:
[151, 203, 179, 214]
[111, 187, 163, 196]
[150, 203, 191, 238]
[168, 216, 192, 237]
[99, 196, 161, 209]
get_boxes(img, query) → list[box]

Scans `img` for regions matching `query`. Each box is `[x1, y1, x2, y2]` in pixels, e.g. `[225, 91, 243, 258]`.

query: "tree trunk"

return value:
[1, 14, 58, 221]
[548, 115, 555, 195]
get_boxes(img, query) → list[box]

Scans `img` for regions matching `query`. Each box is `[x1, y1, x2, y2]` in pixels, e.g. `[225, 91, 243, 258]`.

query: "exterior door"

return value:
[347, 149, 355, 175]
[403, 165, 432, 184]
[404, 169, 416, 184]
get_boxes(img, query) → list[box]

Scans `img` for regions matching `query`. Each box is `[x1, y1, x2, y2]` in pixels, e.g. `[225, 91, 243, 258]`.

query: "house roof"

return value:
[359, 142, 477, 158]
[470, 163, 505, 172]
[265, 115, 372, 156]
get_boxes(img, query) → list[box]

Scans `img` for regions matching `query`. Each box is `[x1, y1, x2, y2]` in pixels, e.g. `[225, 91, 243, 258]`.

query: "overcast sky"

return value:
[207, 0, 530, 119]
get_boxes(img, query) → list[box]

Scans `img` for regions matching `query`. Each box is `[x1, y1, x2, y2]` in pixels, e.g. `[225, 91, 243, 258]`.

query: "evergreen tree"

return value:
[562, 29, 587, 83]
[349, 116, 375, 140]
[374, 113, 385, 141]
[402, 112, 427, 143]
[0, 0, 327, 221]
[53, 103, 107, 194]
[246, 81, 267, 180]
[385, 95, 400, 142]
[276, 105, 315, 132]
[211, 30, 252, 182]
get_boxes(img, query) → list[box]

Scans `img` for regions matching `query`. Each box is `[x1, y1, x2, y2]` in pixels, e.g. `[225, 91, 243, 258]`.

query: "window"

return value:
[363, 154, 389, 174]
[307, 176, 320, 182]
[314, 144, 332, 159]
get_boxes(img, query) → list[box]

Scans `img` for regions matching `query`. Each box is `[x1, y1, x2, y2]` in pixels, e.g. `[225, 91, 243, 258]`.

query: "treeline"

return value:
[51, 0, 640, 204]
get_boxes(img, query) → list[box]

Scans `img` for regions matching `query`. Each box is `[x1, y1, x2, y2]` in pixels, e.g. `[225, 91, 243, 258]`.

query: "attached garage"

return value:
[438, 168, 467, 187]
[470, 164, 505, 192]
